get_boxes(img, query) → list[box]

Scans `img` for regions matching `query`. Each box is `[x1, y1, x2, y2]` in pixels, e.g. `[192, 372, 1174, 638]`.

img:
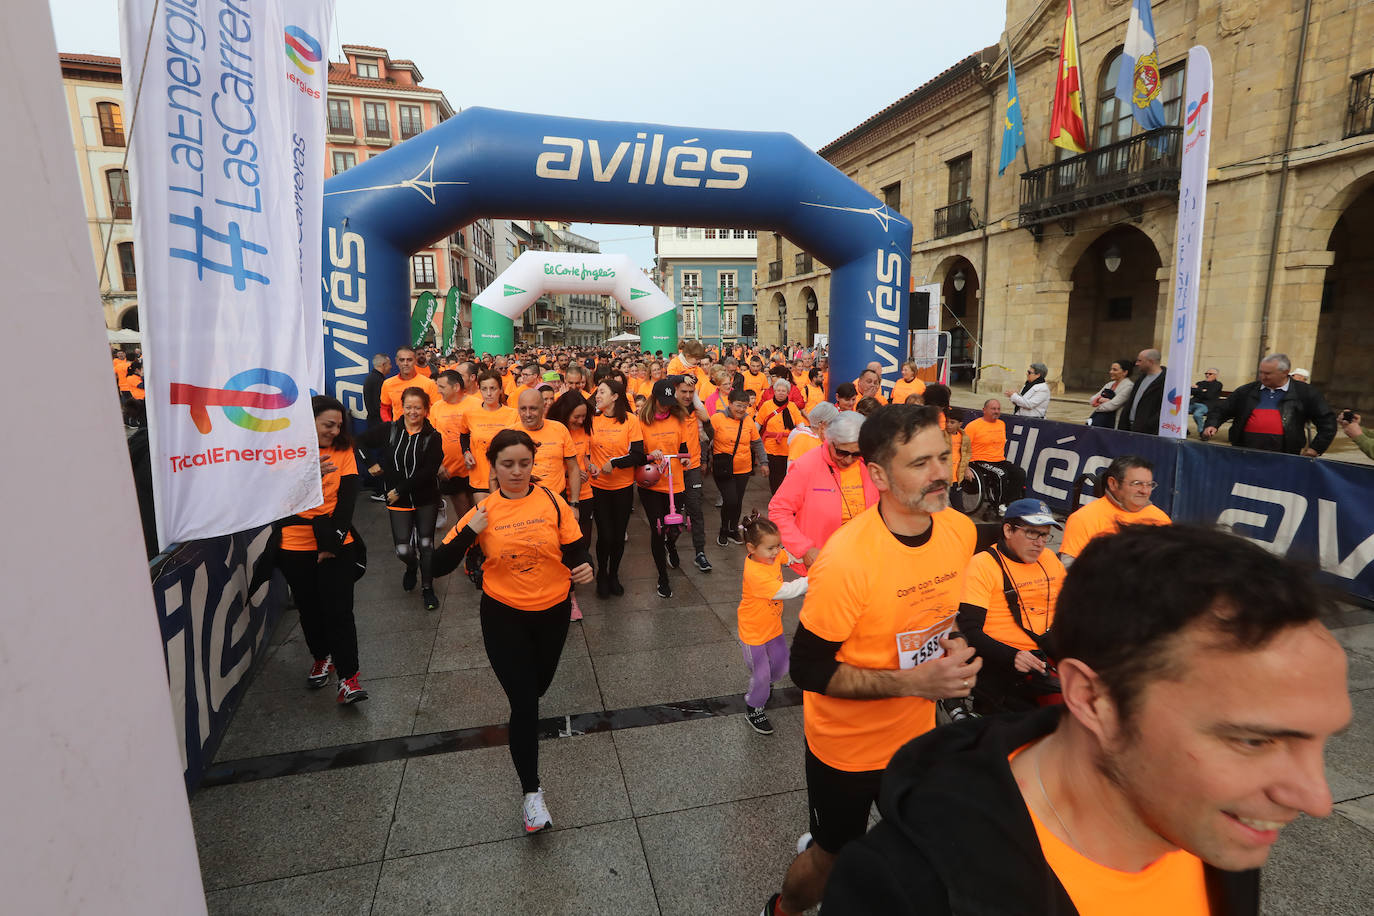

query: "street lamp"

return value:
[952, 269, 966, 292]
[1104, 244, 1122, 273]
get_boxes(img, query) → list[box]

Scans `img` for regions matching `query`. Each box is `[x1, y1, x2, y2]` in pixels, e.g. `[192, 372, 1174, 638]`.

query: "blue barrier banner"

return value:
[953, 408, 1374, 601]
[1174, 442, 1374, 602]
[151, 527, 285, 790]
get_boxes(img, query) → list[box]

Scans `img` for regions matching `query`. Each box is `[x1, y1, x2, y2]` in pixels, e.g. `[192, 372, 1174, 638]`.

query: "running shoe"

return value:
[796, 831, 814, 854]
[422, 586, 439, 611]
[656, 576, 672, 599]
[746, 707, 774, 735]
[402, 563, 418, 592]
[727, 530, 745, 545]
[760, 893, 782, 916]
[715, 496, 724, 508]
[609, 576, 625, 597]
[369, 492, 388, 502]
[716, 531, 729, 548]
[694, 552, 713, 573]
[306, 657, 333, 688]
[522, 788, 553, 833]
[666, 543, 680, 569]
[336, 674, 369, 704]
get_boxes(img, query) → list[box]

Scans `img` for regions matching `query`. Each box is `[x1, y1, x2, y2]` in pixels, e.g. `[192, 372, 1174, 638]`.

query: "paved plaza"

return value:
[193, 426, 1374, 915]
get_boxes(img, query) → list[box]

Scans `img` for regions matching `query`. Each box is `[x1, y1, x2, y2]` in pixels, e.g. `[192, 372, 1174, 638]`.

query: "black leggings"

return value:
[637, 486, 680, 578]
[592, 485, 634, 578]
[767, 454, 788, 494]
[718, 471, 751, 535]
[480, 592, 571, 793]
[277, 546, 360, 678]
[389, 502, 438, 587]
[576, 491, 595, 551]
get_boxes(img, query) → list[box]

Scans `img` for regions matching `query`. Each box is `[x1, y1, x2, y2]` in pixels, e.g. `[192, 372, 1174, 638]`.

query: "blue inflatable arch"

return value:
[320, 107, 912, 418]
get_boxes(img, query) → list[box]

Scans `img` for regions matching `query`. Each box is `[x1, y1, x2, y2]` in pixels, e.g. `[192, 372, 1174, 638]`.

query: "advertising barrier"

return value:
[151, 527, 286, 790]
[959, 410, 1374, 601]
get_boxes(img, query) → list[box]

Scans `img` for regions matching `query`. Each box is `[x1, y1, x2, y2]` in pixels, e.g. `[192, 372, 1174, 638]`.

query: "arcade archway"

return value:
[1313, 180, 1374, 412]
[320, 108, 912, 417]
[1062, 226, 1164, 390]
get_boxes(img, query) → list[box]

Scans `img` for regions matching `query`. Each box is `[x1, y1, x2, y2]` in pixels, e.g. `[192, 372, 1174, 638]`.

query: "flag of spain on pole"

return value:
[1050, 0, 1090, 154]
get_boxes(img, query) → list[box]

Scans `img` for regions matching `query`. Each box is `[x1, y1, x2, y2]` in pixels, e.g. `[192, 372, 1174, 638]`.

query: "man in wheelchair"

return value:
[960, 399, 1027, 513]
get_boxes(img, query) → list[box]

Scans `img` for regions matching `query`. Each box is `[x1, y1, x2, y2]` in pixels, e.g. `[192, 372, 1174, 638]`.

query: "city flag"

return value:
[999, 56, 1027, 175]
[1116, 0, 1167, 132]
[1050, 0, 1090, 154]
[120, 0, 335, 546]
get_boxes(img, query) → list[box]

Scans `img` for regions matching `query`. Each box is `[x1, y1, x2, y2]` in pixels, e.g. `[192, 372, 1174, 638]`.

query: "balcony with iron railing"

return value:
[934, 198, 977, 239]
[327, 114, 354, 136]
[722, 287, 738, 303]
[1347, 69, 1374, 139]
[364, 118, 391, 140]
[767, 260, 782, 282]
[1019, 126, 1182, 237]
[399, 119, 424, 140]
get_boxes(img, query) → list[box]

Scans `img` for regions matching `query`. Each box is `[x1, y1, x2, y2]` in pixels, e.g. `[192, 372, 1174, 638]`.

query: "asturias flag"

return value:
[999, 56, 1027, 175]
[1116, 0, 1167, 131]
[1050, 0, 1090, 154]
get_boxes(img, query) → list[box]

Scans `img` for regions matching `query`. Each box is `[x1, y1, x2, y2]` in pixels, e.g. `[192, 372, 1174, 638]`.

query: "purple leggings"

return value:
[742, 634, 790, 708]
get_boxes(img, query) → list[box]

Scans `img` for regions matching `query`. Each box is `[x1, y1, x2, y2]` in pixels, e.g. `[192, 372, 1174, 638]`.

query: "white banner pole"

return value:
[1159, 46, 1214, 438]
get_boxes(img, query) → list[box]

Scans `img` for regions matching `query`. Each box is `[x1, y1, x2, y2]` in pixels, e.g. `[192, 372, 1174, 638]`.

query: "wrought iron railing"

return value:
[327, 114, 353, 135]
[1019, 126, 1182, 230]
[934, 198, 975, 238]
[1347, 69, 1374, 139]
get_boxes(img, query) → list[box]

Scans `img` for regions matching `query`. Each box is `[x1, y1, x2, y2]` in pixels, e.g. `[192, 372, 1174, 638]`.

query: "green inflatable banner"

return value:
[410, 291, 438, 347]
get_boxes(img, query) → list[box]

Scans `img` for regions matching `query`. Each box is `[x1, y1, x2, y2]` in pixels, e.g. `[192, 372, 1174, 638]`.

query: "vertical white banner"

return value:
[283, 0, 333, 393]
[120, 0, 328, 545]
[1159, 46, 1213, 438]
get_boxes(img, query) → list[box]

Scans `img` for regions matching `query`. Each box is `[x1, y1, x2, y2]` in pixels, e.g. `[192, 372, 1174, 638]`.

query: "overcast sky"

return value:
[48, 0, 1006, 266]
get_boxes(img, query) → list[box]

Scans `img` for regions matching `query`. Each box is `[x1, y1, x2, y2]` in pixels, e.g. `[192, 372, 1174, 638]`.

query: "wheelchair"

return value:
[950, 461, 1014, 521]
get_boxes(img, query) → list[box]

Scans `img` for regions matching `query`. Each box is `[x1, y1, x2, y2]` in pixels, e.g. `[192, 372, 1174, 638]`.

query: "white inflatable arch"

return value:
[470, 251, 676, 355]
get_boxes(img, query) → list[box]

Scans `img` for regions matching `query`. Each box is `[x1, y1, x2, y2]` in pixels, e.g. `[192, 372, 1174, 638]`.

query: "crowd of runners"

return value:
[161, 336, 1352, 914]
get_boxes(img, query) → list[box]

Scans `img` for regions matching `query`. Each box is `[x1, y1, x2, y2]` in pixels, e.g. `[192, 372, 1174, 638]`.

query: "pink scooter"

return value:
[658, 453, 690, 533]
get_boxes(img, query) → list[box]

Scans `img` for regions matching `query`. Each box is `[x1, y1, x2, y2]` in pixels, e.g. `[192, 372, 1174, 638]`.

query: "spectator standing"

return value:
[363, 354, 390, 427]
[1125, 348, 1166, 433]
[1203, 354, 1337, 456]
[1005, 363, 1050, 418]
[1086, 359, 1134, 429]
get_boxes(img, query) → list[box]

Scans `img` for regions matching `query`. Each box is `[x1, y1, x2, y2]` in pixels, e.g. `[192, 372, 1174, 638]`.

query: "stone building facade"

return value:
[755, 0, 1374, 410]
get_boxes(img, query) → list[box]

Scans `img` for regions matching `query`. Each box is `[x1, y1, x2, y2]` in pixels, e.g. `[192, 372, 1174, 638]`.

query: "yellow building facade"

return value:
[756, 0, 1374, 410]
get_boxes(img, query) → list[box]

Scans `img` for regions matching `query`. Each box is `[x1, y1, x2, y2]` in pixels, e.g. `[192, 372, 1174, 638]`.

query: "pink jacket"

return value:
[768, 444, 879, 573]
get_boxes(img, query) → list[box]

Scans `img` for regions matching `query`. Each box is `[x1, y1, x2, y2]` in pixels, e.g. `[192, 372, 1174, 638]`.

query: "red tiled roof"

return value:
[818, 46, 997, 157]
[341, 44, 389, 53]
[59, 52, 121, 66]
[326, 61, 443, 93]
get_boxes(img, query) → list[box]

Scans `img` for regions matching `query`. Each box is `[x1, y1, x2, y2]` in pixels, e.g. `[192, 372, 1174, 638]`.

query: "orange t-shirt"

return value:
[568, 427, 594, 502]
[462, 403, 518, 492]
[428, 398, 469, 479]
[959, 548, 1065, 652]
[446, 487, 584, 610]
[1060, 496, 1171, 559]
[415, 364, 433, 377]
[1010, 746, 1210, 916]
[965, 417, 1008, 463]
[710, 412, 760, 475]
[738, 550, 794, 645]
[835, 460, 868, 524]
[590, 414, 644, 491]
[281, 447, 357, 552]
[640, 414, 689, 494]
[118, 371, 140, 393]
[516, 419, 577, 497]
[890, 377, 927, 405]
[800, 506, 977, 772]
[380, 373, 440, 422]
[681, 412, 703, 471]
[756, 399, 806, 457]
[129, 380, 146, 400]
[741, 370, 770, 399]
[787, 429, 822, 465]
[113, 357, 129, 383]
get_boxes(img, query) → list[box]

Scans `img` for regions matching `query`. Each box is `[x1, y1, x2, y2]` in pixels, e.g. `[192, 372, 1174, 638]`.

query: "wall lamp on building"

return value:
[1103, 244, 1122, 273]
[952, 269, 966, 292]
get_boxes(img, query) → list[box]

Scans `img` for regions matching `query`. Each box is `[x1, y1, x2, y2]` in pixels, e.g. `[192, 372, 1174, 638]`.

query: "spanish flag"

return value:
[1050, 0, 1090, 154]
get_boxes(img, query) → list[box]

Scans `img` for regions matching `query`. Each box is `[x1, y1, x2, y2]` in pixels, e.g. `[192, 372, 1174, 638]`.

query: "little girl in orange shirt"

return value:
[736, 516, 808, 736]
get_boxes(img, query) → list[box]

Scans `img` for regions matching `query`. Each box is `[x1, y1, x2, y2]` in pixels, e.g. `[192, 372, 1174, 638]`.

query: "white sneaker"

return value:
[796, 831, 814, 854]
[522, 788, 553, 833]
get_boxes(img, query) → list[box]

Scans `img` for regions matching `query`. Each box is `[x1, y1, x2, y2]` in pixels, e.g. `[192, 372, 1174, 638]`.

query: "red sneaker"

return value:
[336, 673, 369, 704]
[307, 657, 333, 688]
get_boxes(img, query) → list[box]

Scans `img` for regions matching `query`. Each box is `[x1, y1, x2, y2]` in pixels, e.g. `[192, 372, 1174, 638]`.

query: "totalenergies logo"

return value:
[1166, 387, 1183, 416]
[284, 26, 322, 75]
[1185, 91, 1209, 136]
[170, 369, 298, 434]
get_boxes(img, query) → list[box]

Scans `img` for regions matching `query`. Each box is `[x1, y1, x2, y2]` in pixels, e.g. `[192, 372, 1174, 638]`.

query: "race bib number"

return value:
[896, 618, 955, 670]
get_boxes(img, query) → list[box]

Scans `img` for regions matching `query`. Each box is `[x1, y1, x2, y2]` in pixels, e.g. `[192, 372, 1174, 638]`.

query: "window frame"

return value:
[411, 254, 437, 289]
[398, 104, 424, 139]
[106, 168, 131, 219]
[355, 58, 380, 79]
[96, 101, 125, 147]
[327, 99, 353, 134]
[116, 241, 136, 291]
[363, 100, 390, 139]
[331, 151, 356, 175]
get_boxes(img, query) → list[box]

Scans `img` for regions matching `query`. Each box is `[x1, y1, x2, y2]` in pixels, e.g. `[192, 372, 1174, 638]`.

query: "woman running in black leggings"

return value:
[433, 429, 594, 833]
[356, 387, 444, 610]
[588, 379, 645, 598]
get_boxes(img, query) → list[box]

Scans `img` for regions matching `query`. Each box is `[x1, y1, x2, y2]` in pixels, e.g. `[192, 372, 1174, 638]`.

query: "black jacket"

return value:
[355, 419, 443, 507]
[1205, 379, 1337, 455]
[363, 368, 386, 427]
[823, 708, 1260, 915]
[1124, 369, 1166, 434]
[1190, 378, 1223, 407]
